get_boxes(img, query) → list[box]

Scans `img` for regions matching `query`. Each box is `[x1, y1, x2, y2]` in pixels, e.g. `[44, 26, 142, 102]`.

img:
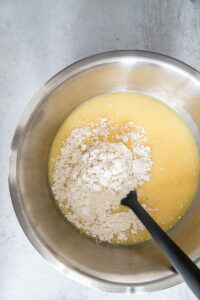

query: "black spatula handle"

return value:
[121, 191, 200, 299]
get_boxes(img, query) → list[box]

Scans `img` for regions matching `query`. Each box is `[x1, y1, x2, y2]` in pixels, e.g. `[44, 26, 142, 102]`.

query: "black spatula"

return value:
[121, 191, 200, 298]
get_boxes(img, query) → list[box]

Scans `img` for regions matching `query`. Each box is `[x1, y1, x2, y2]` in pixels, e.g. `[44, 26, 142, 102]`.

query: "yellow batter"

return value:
[49, 92, 199, 245]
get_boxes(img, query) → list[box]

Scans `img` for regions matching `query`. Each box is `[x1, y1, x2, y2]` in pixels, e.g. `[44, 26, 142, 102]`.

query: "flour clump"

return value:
[51, 117, 153, 243]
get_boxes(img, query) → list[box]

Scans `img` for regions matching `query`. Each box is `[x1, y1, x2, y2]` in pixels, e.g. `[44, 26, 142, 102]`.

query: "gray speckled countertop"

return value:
[0, 1, 199, 299]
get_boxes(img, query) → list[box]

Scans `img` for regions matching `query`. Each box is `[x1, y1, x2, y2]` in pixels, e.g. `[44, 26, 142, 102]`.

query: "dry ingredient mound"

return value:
[51, 117, 153, 243]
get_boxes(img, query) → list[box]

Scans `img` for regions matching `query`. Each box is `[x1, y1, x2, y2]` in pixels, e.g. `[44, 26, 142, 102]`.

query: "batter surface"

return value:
[49, 92, 199, 244]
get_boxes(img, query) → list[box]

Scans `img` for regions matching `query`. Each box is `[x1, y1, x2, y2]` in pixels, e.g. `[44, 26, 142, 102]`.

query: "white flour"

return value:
[51, 117, 153, 243]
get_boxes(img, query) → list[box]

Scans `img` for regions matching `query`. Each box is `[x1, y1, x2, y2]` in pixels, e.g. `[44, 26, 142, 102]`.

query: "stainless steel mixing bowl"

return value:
[9, 51, 200, 293]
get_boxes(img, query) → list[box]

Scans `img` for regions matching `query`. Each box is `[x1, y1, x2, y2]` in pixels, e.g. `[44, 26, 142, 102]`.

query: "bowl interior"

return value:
[12, 53, 200, 292]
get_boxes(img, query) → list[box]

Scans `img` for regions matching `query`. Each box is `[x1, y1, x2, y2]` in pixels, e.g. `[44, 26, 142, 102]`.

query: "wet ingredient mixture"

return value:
[49, 92, 199, 245]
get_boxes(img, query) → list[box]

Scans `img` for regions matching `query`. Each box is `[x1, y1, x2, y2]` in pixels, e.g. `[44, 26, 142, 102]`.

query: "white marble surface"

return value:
[0, 1, 199, 299]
